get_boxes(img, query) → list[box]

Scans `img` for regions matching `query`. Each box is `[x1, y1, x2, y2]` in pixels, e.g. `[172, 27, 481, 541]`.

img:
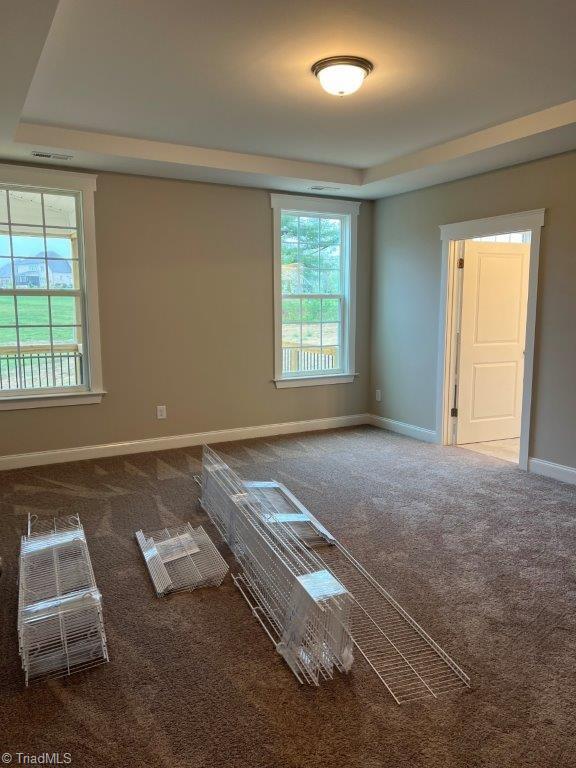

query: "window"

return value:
[271, 195, 359, 387]
[0, 165, 103, 409]
[473, 232, 531, 243]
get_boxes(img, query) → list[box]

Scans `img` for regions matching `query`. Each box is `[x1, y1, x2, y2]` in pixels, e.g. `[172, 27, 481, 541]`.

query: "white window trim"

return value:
[0, 164, 104, 410]
[271, 194, 360, 388]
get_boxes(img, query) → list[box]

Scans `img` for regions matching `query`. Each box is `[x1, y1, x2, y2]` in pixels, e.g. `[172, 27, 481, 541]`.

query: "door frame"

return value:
[436, 209, 545, 470]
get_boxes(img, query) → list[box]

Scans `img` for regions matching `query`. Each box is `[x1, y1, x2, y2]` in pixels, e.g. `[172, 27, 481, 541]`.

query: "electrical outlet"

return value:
[375, 389, 381, 402]
[156, 405, 167, 419]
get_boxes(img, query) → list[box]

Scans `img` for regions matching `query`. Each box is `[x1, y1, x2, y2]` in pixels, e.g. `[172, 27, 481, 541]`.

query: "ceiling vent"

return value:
[310, 185, 341, 191]
[31, 151, 73, 161]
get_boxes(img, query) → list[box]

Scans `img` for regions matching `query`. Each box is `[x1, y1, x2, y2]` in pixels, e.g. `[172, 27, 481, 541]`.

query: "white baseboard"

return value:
[368, 414, 439, 443]
[0, 413, 371, 471]
[528, 457, 576, 485]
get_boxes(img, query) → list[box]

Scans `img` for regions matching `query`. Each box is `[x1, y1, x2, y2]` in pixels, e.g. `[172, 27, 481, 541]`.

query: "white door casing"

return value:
[456, 241, 529, 444]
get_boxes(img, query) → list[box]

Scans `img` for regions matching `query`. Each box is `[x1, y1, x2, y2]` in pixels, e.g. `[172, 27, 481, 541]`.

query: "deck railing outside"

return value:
[282, 345, 338, 374]
[0, 345, 83, 391]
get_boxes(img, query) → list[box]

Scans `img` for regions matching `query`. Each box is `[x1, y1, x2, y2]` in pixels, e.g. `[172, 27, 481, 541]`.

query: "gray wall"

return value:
[0, 173, 372, 457]
[371, 151, 576, 467]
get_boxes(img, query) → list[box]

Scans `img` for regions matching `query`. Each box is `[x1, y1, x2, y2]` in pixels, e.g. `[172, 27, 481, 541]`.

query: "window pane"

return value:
[19, 326, 51, 347]
[320, 217, 341, 246]
[0, 226, 9, 259]
[320, 270, 340, 294]
[282, 324, 301, 345]
[8, 190, 43, 225]
[45, 231, 76, 259]
[280, 213, 298, 241]
[302, 323, 321, 346]
[281, 240, 298, 265]
[320, 244, 340, 270]
[300, 244, 319, 269]
[0, 326, 17, 347]
[322, 346, 340, 370]
[282, 298, 301, 323]
[50, 296, 80, 325]
[13, 258, 47, 289]
[0, 190, 7, 223]
[10, 227, 46, 258]
[282, 345, 300, 375]
[281, 262, 300, 294]
[0, 257, 13, 288]
[0, 296, 16, 326]
[52, 325, 82, 345]
[298, 216, 319, 246]
[321, 322, 340, 346]
[16, 296, 50, 326]
[0, 329, 20, 390]
[301, 266, 319, 293]
[43, 194, 77, 228]
[48, 259, 77, 289]
[322, 298, 340, 322]
[302, 298, 321, 322]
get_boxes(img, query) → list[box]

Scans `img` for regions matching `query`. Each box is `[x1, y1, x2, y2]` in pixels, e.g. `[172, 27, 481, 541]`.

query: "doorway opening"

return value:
[437, 210, 545, 470]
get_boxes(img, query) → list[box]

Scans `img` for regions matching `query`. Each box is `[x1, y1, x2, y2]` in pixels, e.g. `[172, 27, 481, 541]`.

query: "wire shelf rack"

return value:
[135, 523, 229, 597]
[198, 447, 470, 702]
[200, 446, 354, 685]
[244, 481, 336, 550]
[317, 544, 470, 703]
[18, 514, 109, 685]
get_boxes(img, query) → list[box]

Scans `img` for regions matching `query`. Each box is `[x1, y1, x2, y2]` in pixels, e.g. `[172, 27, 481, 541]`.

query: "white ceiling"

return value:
[2, 0, 576, 198]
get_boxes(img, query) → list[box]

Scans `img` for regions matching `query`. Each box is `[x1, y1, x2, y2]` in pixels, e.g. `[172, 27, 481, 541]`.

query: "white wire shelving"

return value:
[18, 514, 109, 685]
[317, 545, 470, 703]
[135, 523, 228, 597]
[198, 446, 470, 702]
[200, 445, 354, 685]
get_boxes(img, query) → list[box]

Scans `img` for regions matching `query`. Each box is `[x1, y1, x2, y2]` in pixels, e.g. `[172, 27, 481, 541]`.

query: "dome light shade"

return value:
[312, 56, 373, 96]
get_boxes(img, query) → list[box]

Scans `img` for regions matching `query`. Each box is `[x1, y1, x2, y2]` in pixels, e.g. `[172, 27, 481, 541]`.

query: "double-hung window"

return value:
[0, 165, 103, 409]
[271, 194, 359, 387]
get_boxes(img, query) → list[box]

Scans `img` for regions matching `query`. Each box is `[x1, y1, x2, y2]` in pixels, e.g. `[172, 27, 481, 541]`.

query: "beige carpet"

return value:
[0, 426, 575, 768]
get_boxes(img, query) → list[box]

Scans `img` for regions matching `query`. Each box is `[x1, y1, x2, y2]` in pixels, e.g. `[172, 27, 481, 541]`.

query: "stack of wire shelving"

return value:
[200, 445, 355, 685]
[18, 514, 109, 685]
[199, 446, 470, 702]
[135, 523, 229, 597]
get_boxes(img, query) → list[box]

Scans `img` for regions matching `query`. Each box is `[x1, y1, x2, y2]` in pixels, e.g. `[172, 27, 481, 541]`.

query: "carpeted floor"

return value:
[0, 426, 575, 768]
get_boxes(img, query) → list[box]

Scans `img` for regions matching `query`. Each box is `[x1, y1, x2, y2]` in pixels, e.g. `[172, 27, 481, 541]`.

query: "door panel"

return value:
[472, 362, 518, 419]
[475, 255, 524, 343]
[456, 241, 529, 444]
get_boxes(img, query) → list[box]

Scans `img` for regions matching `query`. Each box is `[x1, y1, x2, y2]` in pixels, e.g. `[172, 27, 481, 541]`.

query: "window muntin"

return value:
[0, 186, 87, 394]
[280, 211, 348, 378]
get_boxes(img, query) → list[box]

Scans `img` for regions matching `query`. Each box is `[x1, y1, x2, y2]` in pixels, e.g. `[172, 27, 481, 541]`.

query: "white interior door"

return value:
[456, 240, 529, 444]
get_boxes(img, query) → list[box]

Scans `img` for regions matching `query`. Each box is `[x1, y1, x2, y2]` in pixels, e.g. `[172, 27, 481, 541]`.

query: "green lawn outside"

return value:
[0, 295, 78, 347]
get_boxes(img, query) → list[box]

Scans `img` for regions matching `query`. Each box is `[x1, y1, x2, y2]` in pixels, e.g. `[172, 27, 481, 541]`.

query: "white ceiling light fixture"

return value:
[312, 56, 373, 97]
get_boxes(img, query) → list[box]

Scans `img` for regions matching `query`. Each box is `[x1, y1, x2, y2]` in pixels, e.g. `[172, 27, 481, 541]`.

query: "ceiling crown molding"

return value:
[11, 100, 576, 199]
[363, 99, 576, 186]
[15, 123, 362, 187]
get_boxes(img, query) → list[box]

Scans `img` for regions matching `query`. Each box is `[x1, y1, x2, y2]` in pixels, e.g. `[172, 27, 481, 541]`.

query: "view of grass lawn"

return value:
[1, 232, 80, 348]
[0, 295, 78, 346]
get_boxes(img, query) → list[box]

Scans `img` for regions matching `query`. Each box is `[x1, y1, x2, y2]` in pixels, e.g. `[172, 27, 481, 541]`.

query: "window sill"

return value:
[274, 374, 357, 389]
[0, 390, 106, 411]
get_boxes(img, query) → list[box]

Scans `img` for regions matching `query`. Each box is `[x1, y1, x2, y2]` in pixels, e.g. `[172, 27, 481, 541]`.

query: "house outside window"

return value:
[271, 194, 359, 388]
[0, 165, 103, 410]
